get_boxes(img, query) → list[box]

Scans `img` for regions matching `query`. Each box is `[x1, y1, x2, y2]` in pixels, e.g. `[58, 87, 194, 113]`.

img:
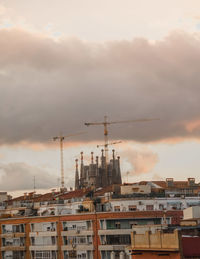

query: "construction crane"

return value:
[97, 140, 122, 148]
[53, 132, 85, 191]
[85, 116, 159, 168]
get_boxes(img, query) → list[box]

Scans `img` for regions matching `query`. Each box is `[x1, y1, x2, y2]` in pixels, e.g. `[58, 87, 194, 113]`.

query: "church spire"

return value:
[75, 159, 79, 190]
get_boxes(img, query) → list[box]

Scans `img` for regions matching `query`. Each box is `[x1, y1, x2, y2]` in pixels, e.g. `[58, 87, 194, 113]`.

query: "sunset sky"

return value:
[1, 0, 200, 196]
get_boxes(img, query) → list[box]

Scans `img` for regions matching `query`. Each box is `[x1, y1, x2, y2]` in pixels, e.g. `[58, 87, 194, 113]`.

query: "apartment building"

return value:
[0, 210, 182, 259]
[107, 196, 200, 213]
[1, 223, 26, 259]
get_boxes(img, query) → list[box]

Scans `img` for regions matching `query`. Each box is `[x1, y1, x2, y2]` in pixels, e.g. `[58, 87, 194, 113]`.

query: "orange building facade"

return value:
[0, 210, 183, 259]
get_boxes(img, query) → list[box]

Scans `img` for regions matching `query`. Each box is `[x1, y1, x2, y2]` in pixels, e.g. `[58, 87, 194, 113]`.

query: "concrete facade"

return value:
[0, 211, 182, 259]
[121, 185, 151, 195]
[183, 206, 200, 220]
[130, 229, 181, 259]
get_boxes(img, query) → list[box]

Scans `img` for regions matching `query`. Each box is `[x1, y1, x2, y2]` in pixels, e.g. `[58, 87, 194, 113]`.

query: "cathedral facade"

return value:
[75, 149, 122, 190]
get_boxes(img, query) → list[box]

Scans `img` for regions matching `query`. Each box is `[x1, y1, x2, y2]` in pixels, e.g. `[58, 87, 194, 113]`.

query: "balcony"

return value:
[29, 245, 58, 251]
[61, 229, 93, 236]
[98, 245, 126, 251]
[98, 229, 131, 235]
[29, 231, 57, 237]
[99, 234, 131, 252]
[61, 244, 94, 251]
[1, 246, 26, 251]
[0, 232, 25, 238]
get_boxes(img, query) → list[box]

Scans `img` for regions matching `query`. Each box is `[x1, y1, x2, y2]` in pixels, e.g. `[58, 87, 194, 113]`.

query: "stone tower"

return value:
[75, 159, 79, 190]
[74, 150, 122, 190]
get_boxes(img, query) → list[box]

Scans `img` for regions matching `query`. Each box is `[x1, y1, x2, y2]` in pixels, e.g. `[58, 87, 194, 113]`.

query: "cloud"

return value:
[0, 29, 200, 144]
[184, 120, 200, 133]
[121, 146, 158, 175]
[0, 162, 58, 191]
[0, 5, 6, 16]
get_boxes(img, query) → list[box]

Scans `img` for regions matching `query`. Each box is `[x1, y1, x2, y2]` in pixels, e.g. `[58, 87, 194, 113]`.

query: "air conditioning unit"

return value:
[76, 229, 80, 234]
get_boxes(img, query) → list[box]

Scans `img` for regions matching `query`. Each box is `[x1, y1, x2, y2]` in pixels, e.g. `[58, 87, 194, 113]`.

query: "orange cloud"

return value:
[185, 120, 200, 133]
[1, 140, 104, 151]
[120, 145, 159, 175]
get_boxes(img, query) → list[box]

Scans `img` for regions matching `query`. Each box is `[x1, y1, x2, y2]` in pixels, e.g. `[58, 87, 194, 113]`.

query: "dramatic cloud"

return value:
[0, 29, 200, 144]
[0, 162, 58, 191]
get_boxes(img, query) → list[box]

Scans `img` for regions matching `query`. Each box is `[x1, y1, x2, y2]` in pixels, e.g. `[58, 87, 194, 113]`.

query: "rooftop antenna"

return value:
[33, 176, 36, 193]
[57, 177, 60, 192]
[126, 171, 130, 183]
[53, 132, 85, 191]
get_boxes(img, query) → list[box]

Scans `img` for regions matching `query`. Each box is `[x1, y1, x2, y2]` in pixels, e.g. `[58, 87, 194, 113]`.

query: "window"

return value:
[114, 206, 120, 212]
[88, 236, 92, 244]
[51, 237, 56, 245]
[68, 251, 76, 258]
[34, 251, 56, 259]
[146, 205, 154, 211]
[128, 205, 137, 211]
[159, 204, 164, 210]
[106, 235, 131, 245]
[115, 222, 121, 229]
[86, 221, 91, 230]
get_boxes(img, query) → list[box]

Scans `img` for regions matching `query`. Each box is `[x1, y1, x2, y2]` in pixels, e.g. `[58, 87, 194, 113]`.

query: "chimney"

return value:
[188, 178, 195, 186]
[166, 178, 174, 187]
[91, 152, 94, 164]
[24, 193, 27, 200]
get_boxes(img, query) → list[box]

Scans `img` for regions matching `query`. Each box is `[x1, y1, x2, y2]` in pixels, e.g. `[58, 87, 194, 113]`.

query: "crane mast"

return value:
[60, 136, 64, 189]
[103, 116, 109, 167]
[53, 135, 65, 190]
[53, 132, 85, 191]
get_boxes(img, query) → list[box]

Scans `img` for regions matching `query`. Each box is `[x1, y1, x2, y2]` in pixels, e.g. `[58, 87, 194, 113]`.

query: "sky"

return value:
[1, 0, 200, 196]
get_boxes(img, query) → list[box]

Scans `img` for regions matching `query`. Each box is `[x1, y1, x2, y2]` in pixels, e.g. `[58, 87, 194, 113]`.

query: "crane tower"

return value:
[53, 132, 84, 191]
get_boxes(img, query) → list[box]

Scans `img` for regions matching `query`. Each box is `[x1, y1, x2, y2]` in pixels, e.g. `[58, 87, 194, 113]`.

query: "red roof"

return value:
[58, 188, 91, 200]
[33, 192, 60, 202]
[7, 193, 42, 204]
